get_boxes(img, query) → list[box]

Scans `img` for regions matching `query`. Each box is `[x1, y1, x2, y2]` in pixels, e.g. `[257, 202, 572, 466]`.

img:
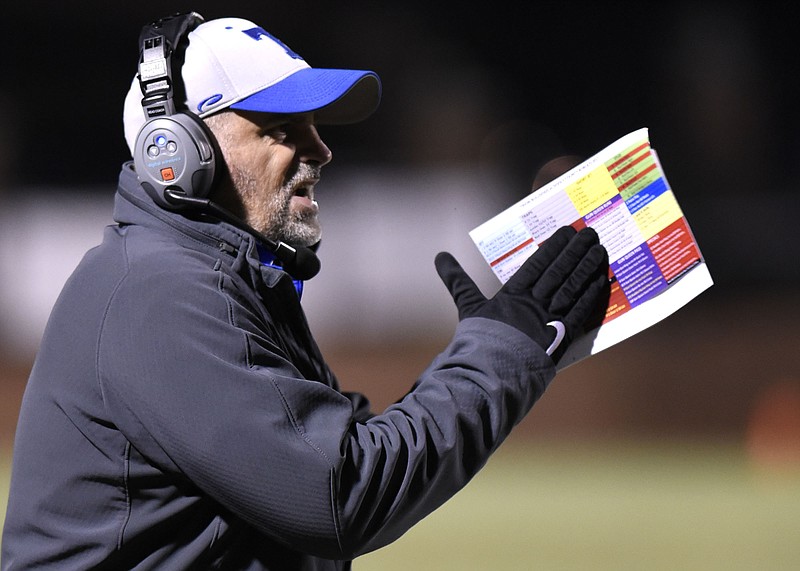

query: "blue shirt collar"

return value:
[256, 243, 304, 299]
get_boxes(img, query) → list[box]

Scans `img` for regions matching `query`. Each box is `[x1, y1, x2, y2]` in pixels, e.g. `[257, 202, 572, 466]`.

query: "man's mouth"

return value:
[290, 180, 319, 212]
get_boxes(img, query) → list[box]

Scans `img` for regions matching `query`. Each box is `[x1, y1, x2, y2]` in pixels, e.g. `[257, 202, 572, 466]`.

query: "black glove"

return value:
[435, 226, 610, 363]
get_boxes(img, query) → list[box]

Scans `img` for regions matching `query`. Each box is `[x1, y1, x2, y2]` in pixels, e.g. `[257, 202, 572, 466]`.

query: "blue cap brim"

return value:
[229, 68, 381, 124]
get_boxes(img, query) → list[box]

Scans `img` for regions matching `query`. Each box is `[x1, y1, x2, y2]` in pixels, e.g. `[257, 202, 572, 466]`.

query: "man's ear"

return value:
[201, 111, 242, 218]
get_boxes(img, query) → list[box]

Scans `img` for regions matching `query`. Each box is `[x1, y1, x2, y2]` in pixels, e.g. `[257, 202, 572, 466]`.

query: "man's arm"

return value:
[97, 226, 607, 560]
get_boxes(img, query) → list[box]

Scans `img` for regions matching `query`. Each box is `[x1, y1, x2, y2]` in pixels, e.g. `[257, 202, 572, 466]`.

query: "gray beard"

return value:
[231, 163, 322, 247]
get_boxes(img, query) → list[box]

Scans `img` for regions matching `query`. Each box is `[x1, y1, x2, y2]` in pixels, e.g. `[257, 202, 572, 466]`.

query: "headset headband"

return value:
[137, 12, 204, 120]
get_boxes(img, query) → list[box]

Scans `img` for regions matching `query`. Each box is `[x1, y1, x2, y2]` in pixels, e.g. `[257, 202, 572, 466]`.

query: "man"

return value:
[2, 13, 609, 570]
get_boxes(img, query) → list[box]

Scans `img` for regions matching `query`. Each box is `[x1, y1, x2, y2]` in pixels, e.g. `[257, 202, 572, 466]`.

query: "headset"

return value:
[131, 12, 320, 280]
[133, 12, 217, 209]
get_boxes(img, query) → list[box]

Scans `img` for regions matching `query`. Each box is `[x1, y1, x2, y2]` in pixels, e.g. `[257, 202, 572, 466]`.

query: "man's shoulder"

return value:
[120, 224, 229, 280]
[81, 223, 261, 323]
[72, 225, 235, 317]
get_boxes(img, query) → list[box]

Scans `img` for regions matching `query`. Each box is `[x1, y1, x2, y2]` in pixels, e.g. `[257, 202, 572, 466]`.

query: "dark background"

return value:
[1, 0, 798, 292]
[0, 1, 798, 446]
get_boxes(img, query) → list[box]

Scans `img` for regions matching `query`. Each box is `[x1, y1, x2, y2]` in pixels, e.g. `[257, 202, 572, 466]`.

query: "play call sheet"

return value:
[470, 128, 713, 369]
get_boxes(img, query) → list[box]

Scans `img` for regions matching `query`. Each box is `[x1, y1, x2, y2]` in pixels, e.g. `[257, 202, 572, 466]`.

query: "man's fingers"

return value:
[563, 271, 612, 335]
[506, 226, 577, 291]
[549, 244, 609, 316]
[435, 252, 486, 318]
[530, 227, 601, 300]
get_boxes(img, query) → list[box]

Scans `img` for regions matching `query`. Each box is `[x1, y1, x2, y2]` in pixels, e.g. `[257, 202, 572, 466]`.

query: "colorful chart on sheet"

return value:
[470, 128, 712, 368]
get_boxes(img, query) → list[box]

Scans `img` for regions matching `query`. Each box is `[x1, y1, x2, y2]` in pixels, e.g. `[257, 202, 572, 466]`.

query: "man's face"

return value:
[207, 110, 332, 247]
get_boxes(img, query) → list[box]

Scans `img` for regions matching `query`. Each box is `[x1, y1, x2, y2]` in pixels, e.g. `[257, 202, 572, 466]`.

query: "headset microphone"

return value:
[163, 188, 321, 280]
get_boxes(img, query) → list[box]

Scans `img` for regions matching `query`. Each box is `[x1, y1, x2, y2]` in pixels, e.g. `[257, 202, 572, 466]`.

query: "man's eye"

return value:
[262, 125, 289, 140]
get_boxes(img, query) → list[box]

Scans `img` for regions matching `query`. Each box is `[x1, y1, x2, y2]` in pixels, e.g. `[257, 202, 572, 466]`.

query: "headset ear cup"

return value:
[193, 113, 224, 194]
[133, 113, 219, 209]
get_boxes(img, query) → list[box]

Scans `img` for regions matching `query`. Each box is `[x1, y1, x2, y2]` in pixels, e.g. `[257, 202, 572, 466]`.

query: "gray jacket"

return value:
[2, 163, 556, 569]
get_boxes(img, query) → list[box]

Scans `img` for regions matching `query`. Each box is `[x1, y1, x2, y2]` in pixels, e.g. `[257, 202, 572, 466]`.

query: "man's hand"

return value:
[435, 226, 610, 363]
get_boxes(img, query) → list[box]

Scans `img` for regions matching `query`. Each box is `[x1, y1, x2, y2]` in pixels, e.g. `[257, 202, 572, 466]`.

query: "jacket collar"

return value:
[114, 161, 256, 258]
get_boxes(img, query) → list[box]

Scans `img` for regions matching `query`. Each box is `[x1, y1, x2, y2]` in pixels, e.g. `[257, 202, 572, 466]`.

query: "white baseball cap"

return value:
[123, 17, 381, 154]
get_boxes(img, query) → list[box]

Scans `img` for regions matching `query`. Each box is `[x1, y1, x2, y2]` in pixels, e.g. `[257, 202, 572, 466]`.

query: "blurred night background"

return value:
[1, 1, 799, 568]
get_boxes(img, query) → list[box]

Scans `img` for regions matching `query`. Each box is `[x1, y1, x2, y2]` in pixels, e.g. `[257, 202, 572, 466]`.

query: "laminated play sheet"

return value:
[470, 128, 713, 369]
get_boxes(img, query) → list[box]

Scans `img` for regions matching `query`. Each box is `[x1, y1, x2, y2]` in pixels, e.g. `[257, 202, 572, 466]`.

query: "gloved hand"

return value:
[435, 226, 610, 363]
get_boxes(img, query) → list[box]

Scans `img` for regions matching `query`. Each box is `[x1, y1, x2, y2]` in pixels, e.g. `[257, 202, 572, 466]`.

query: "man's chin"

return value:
[280, 222, 321, 248]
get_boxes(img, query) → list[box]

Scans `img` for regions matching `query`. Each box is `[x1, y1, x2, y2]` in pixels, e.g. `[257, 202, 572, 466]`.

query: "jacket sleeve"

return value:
[97, 252, 556, 561]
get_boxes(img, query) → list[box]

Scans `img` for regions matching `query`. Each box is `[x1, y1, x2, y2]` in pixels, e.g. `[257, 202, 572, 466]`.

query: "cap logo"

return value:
[242, 27, 303, 60]
[197, 94, 224, 113]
